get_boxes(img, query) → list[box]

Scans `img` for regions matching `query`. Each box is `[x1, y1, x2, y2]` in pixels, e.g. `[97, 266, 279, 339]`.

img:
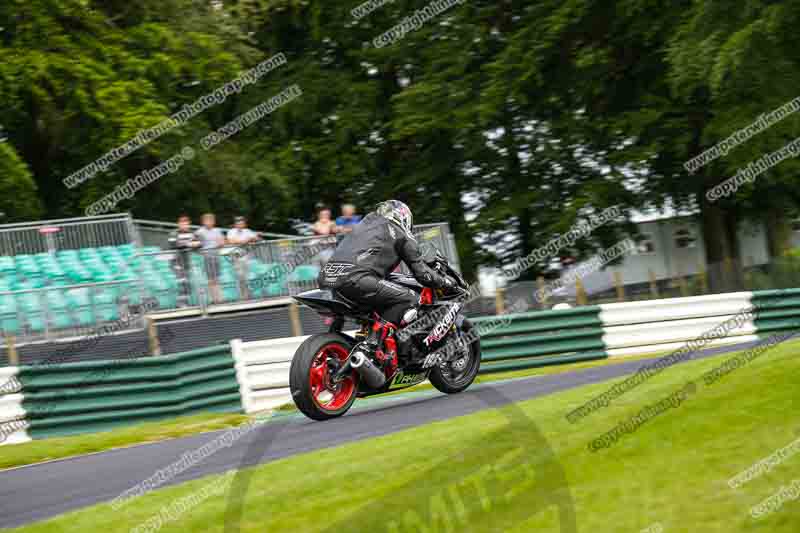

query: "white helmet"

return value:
[376, 199, 413, 236]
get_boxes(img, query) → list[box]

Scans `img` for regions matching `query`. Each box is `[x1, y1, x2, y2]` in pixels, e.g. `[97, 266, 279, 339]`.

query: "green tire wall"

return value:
[18, 346, 243, 440]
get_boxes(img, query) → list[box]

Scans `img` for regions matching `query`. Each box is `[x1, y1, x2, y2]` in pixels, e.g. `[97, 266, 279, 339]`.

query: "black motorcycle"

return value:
[289, 248, 481, 420]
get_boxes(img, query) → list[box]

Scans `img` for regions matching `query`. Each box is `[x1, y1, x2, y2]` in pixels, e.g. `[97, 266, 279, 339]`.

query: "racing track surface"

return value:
[0, 340, 766, 529]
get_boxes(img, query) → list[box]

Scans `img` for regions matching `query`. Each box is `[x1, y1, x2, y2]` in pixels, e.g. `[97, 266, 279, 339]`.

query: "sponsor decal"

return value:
[422, 352, 442, 368]
[389, 371, 428, 389]
[423, 304, 460, 346]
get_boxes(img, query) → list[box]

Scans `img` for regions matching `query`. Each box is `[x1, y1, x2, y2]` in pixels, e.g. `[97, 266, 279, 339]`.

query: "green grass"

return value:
[0, 413, 252, 471]
[9, 338, 799, 532]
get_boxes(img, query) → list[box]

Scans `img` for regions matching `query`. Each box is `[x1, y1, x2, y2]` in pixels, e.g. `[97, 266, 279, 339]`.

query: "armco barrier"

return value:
[471, 306, 608, 374]
[14, 346, 242, 441]
[231, 336, 302, 414]
[752, 289, 800, 333]
[599, 290, 789, 357]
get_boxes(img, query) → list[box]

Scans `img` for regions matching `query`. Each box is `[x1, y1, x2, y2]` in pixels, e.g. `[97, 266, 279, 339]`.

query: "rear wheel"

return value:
[290, 333, 358, 420]
[428, 318, 481, 394]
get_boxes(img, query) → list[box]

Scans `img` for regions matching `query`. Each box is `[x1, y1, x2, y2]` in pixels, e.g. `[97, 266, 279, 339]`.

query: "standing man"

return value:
[195, 213, 225, 304]
[335, 203, 362, 240]
[313, 207, 338, 236]
[227, 216, 261, 245]
[312, 206, 338, 267]
[168, 214, 200, 305]
[226, 216, 261, 299]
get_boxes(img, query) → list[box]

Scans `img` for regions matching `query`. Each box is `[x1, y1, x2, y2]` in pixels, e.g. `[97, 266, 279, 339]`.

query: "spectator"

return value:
[313, 207, 337, 236]
[335, 203, 362, 236]
[168, 215, 200, 250]
[168, 215, 200, 304]
[227, 216, 260, 245]
[311, 206, 337, 267]
[226, 216, 260, 299]
[195, 213, 225, 304]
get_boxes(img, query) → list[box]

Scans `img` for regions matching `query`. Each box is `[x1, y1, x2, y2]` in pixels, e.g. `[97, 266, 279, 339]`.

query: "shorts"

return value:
[204, 254, 220, 281]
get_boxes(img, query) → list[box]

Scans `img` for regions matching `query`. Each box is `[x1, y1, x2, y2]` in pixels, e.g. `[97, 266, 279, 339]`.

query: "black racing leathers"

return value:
[318, 213, 450, 325]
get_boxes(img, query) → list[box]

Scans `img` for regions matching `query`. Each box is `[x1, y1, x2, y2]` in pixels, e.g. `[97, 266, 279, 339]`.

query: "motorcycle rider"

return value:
[318, 200, 456, 342]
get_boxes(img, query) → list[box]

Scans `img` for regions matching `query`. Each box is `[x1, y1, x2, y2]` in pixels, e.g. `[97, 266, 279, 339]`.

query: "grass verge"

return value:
[0, 413, 251, 471]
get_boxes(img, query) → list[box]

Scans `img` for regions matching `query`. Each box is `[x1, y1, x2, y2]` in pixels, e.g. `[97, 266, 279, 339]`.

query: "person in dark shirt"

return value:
[168, 215, 200, 303]
[168, 215, 200, 250]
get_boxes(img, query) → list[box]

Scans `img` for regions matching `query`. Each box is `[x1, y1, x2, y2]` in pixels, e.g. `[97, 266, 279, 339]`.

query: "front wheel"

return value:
[428, 318, 481, 394]
[290, 333, 358, 420]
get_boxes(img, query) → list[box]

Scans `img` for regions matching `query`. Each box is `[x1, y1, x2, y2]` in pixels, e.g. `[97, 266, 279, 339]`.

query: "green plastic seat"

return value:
[0, 294, 18, 335]
[45, 290, 72, 329]
[65, 287, 94, 326]
[117, 244, 136, 257]
[78, 249, 101, 263]
[17, 292, 45, 332]
[288, 265, 319, 282]
[92, 287, 119, 322]
[0, 256, 15, 272]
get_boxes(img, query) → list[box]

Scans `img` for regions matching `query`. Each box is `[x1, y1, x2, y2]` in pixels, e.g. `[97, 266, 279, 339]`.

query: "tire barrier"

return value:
[2, 290, 798, 443]
[472, 306, 608, 374]
[0, 346, 243, 443]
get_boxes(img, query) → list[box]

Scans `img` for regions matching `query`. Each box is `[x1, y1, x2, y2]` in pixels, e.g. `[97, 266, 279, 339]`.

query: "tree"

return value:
[0, 142, 43, 221]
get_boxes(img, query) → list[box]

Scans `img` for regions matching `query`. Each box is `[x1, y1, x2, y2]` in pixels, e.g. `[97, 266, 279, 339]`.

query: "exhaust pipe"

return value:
[350, 351, 387, 389]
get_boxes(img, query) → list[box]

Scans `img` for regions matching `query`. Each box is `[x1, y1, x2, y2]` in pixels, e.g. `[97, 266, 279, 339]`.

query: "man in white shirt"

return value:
[194, 213, 225, 303]
[226, 216, 261, 299]
[227, 216, 260, 245]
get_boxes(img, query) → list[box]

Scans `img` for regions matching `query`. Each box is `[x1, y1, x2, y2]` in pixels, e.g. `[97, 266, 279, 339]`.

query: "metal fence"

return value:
[0, 214, 138, 256]
[131, 222, 459, 310]
[133, 219, 293, 249]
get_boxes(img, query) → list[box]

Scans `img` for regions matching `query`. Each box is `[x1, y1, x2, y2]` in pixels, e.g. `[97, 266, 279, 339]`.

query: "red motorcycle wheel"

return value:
[309, 343, 356, 411]
[290, 334, 359, 420]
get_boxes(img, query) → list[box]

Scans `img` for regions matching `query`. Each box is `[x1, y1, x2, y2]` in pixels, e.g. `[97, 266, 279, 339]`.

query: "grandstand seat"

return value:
[144, 276, 177, 310]
[93, 287, 119, 322]
[265, 282, 285, 297]
[288, 265, 319, 282]
[0, 256, 15, 272]
[16, 290, 45, 333]
[0, 293, 18, 335]
[117, 244, 136, 257]
[66, 287, 95, 326]
[45, 289, 72, 329]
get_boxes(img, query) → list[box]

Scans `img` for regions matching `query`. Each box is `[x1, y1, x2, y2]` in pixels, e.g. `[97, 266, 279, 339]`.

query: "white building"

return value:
[482, 208, 790, 297]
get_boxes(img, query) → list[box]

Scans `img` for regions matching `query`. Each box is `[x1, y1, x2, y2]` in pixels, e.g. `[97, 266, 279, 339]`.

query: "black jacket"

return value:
[319, 213, 449, 289]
